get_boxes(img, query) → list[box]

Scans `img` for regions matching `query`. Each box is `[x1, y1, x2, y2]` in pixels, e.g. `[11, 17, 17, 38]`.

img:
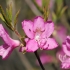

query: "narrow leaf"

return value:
[60, 6, 67, 17]
[0, 13, 5, 21]
[0, 5, 13, 31]
[52, 12, 57, 22]
[14, 10, 20, 27]
[6, 4, 12, 22]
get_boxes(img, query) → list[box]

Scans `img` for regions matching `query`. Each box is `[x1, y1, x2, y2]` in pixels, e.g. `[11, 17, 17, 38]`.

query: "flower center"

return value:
[34, 28, 42, 42]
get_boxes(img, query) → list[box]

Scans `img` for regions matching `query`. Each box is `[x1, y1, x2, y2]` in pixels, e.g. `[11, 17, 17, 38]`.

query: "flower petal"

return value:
[22, 20, 34, 39]
[36, 53, 53, 65]
[24, 38, 29, 43]
[0, 44, 13, 59]
[0, 24, 11, 46]
[66, 36, 70, 48]
[57, 51, 70, 69]
[57, 25, 67, 43]
[0, 24, 20, 47]
[42, 21, 54, 38]
[35, 0, 42, 7]
[62, 43, 70, 56]
[33, 16, 44, 31]
[43, 38, 58, 50]
[26, 39, 38, 52]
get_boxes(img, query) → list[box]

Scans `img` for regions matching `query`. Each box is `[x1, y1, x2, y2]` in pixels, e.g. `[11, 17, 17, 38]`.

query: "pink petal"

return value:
[33, 17, 45, 32]
[0, 40, 20, 59]
[0, 24, 12, 46]
[41, 21, 54, 38]
[24, 38, 29, 43]
[57, 25, 67, 43]
[19, 47, 26, 52]
[57, 51, 70, 69]
[0, 24, 20, 59]
[66, 36, 70, 48]
[0, 24, 20, 47]
[62, 43, 70, 56]
[43, 38, 58, 50]
[22, 20, 34, 39]
[0, 44, 13, 59]
[36, 53, 53, 65]
[26, 39, 38, 52]
[35, 0, 42, 7]
[56, 50, 65, 62]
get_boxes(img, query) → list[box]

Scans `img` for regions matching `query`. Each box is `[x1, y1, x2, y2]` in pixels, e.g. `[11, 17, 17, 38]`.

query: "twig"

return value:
[34, 51, 45, 70]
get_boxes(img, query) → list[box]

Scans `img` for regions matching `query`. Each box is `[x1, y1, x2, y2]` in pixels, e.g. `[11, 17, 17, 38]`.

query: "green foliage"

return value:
[0, 13, 5, 22]
[60, 6, 67, 17]
[42, 0, 50, 9]
[0, 5, 13, 31]
[52, 0, 67, 22]
[14, 10, 20, 28]
[52, 12, 57, 22]
[42, 0, 50, 21]
[0, 4, 20, 31]
[6, 4, 12, 22]
[56, 0, 63, 14]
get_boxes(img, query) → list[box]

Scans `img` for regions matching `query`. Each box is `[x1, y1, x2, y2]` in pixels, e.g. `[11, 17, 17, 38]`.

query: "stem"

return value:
[34, 51, 45, 70]
[14, 29, 25, 45]
[14, 29, 22, 39]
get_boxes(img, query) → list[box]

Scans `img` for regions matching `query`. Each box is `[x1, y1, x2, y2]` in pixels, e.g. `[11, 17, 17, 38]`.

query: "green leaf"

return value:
[14, 10, 20, 28]
[60, 6, 67, 17]
[42, 0, 50, 9]
[0, 13, 5, 22]
[6, 4, 12, 22]
[52, 12, 57, 22]
[56, 0, 63, 14]
[0, 5, 13, 31]
[42, 0, 50, 21]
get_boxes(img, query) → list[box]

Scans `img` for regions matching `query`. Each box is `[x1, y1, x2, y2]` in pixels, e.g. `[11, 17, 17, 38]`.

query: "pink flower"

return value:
[36, 53, 53, 65]
[56, 25, 67, 43]
[21, 16, 58, 52]
[0, 24, 20, 59]
[57, 51, 70, 69]
[57, 36, 70, 69]
[35, 0, 42, 7]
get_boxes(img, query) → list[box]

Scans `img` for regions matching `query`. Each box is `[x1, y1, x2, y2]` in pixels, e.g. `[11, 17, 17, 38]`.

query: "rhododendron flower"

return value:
[57, 36, 70, 69]
[0, 24, 20, 59]
[36, 53, 53, 65]
[21, 16, 58, 52]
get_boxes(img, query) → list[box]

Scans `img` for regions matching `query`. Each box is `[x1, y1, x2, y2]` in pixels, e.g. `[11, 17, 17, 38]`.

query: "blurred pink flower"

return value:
[0, 24, 20, 59]
[57, 25, 67, 43]
[36, 53, 53, 65]
[35, 0, 42, 7]
[57, 51, 70, 69]
[57, 36, 70, 69]
[21, 16, 58, 52]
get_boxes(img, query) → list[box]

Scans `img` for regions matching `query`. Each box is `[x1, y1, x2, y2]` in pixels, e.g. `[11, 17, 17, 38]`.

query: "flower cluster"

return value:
[0, 15, 70, 69]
